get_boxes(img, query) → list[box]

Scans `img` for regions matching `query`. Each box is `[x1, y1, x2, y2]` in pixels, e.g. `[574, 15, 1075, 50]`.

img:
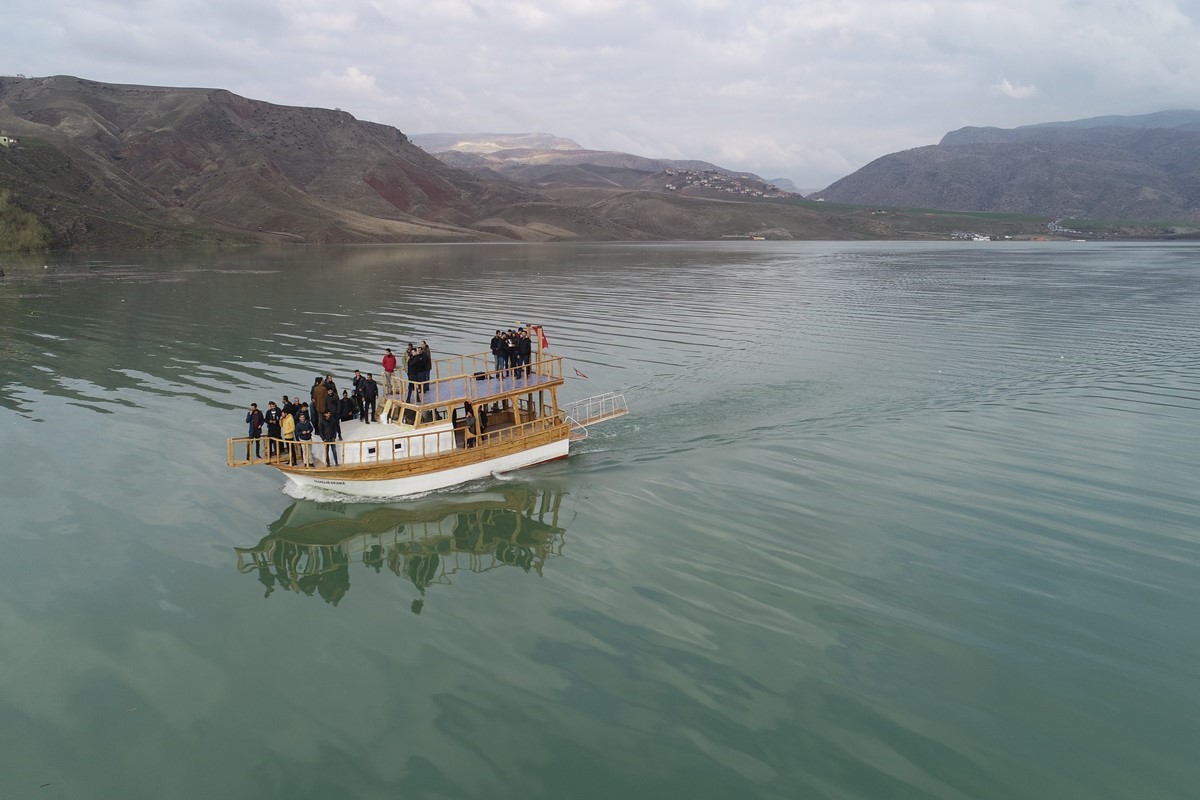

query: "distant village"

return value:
[0, 130, 21, 147]
[662, 169, 798, 198]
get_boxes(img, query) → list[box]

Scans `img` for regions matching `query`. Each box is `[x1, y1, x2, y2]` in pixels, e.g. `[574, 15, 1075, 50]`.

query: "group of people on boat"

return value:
[244, 391, 343, 468]
[402, 341, 433, 403]
[491, 328, 535, 376]
[380, 341, 435, 401]
[240, 329, 536, 467]
[306, 372, 381, 425]
[240, 337, 442, 468]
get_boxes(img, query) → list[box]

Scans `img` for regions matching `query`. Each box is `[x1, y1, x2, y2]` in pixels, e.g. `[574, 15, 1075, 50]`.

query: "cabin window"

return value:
[394, 442, 404, 451]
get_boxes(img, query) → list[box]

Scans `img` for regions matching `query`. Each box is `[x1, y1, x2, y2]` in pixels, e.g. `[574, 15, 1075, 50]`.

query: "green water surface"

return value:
[2, 242, 1198, 799]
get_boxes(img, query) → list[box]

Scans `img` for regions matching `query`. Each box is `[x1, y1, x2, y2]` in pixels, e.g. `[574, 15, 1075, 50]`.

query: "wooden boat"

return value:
[235, 486, 568, 607]
[226, 330, 626, 498]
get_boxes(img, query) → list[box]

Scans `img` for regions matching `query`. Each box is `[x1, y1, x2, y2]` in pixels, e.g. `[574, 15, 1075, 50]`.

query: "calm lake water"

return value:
[2, 241, 1199, 799]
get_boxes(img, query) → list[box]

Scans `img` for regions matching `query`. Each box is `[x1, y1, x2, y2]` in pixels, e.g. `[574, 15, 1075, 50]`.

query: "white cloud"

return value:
[309, 67, 390, 103]
[996, 78, 1038, 99]
[7, 0, 1200, 185]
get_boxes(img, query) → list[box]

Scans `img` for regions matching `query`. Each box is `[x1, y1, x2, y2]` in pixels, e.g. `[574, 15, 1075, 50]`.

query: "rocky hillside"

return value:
[0, 76, 644, 247]
[816, 111, 1200, 223]
[410, 132, 585, 154]
[411, 132, 772, 191]
[5, 75, 1165, 250]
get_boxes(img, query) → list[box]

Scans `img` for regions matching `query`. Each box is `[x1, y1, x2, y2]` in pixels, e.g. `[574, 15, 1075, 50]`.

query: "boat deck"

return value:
[387, 370, 558, 409]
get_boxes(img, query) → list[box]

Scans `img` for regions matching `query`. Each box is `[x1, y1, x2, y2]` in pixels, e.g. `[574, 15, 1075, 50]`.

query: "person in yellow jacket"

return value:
[280, 411, 297, 465]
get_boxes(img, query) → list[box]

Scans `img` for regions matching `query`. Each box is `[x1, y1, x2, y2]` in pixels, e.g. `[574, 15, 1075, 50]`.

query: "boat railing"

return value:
[227, 425, 450, 469]
[227, 410, 567, 470]
[394, 352, 562, 404]
[567, 392, 629, 428]
[429, 349, 560, 378]
[465, 409, 564, 451]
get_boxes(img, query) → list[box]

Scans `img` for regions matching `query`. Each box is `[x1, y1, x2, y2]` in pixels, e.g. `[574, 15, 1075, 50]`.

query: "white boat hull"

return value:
[281, 439, 570, 498]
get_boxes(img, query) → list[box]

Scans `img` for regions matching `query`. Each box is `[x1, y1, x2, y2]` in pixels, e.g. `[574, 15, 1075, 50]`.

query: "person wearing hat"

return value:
[339, 389, 356, 422]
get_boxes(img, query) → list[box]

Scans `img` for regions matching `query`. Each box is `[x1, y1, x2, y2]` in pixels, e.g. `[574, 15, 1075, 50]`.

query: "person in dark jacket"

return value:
[361, 373, 379, 423]
[295, 412, 314, 467]
[264, 401, 283, 458]
[417, 341, 433, 397]
[352, 370, 366, 417]
[505, 330, 520, 377]
[339, 389, 356, 422]
[326, 386, 340, 421]
[517, 328, 533, 377]
[490, 330, 506, 373]
[462, 401, 478, 448]
[318, 410, 342, 466]
[245, 403, 264, 459]
[406, 344, 422, 403]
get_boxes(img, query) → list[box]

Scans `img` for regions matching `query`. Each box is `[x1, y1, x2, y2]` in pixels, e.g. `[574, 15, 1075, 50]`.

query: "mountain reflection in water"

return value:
[235, 486, 567, 611]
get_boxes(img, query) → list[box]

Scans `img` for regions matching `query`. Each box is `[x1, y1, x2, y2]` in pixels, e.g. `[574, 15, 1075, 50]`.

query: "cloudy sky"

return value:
[6, 0, 1200, 187]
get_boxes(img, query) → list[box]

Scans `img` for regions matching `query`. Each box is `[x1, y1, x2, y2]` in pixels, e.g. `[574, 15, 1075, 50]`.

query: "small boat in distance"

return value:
[226, 328, 626, 498]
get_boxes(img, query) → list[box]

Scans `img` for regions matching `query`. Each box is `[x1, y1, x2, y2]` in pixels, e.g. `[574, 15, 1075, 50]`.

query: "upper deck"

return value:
[391, 351, 563, 414]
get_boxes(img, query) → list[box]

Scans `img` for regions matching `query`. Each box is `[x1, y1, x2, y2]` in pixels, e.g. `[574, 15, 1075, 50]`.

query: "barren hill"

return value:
[411, 132, 768, 189]
[411, 132, 585, 153]
[816, 111, 1200, 223]
[1, 76, 1129, 250]
[0, 76, 644, 247]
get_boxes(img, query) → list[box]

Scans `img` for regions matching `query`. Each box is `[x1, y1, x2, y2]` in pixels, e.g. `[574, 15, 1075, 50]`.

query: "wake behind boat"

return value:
[227, 328, 626, 498]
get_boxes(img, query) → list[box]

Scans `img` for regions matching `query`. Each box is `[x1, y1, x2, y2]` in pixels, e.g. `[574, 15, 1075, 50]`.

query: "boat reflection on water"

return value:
[235, 486, 568, 612]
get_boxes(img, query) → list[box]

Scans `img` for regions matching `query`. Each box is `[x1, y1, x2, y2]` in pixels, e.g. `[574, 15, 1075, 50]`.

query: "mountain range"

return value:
[0, 76, 918, 250]
[2, 75, 1197, 251]
[816, 111, 1200, 223]
[0, 76, 662, 248]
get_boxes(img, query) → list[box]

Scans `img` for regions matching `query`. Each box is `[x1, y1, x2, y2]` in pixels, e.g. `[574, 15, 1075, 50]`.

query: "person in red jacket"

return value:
[381, 348, 397, 396]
